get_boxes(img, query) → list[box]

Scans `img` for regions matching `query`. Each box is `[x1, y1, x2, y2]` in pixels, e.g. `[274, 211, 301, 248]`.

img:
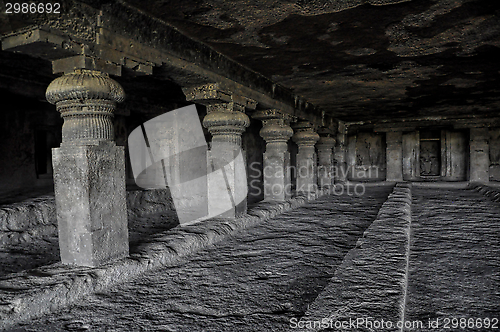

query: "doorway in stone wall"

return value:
[419, 130, 441, 177]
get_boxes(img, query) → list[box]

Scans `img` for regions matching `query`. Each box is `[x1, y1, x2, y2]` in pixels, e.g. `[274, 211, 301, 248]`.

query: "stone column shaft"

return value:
[253, 110, 294, 201]
[46, 69, 128, 267]
[317, 128, 336, 189]
[386, 131, 403, 182]
[184, 84, 257, 219]
[334, 121, 347, 183]
[203, 102, 250, 218]
[470, 127, 490, 183]
[293, 121, 320, 198]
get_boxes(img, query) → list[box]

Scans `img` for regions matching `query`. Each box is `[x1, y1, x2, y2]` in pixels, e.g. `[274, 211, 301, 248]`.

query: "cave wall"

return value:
[243, 118, 265, 204]
[402, 129, 467, 181]
[347, 127, 472, 182]
[402, 131, 419, 181]
[346, 131, 386, 181]
[0, 92, 62, 195]
[490, 127, 500, 182]
[442, 130, 468, 181]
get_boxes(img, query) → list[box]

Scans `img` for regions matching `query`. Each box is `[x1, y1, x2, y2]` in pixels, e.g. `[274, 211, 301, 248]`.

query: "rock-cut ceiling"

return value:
[124, 0, 500, 123]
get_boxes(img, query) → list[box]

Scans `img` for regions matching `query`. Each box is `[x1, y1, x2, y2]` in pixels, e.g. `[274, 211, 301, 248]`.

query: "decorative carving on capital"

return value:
[316, 127, 336, 151]
[46, 69, 125, 145]
[292, 121, 320, 147]
[253, 110, 293, 145]
[183, 83, 257, 110]
[203, 106, 250, 147]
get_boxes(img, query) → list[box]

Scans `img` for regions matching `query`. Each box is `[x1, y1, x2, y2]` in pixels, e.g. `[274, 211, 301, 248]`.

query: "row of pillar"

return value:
[45, 70, 337, 267]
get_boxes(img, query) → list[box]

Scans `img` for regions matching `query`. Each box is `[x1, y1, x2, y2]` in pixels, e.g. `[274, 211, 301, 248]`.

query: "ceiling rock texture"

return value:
[0, 0, 499, 124]
[122, 0, 500, 123]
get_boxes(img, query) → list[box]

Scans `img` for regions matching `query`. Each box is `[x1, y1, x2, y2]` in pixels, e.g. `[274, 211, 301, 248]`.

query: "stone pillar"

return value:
[316, 127, 336, 189]
[386, 131, 404, 182]
[203, 103, 249, 217]
[183, 84, 256, 219]
[334, 121, 347, 183]
[253, 110, 294, 201]
[469, 127, 489, 183]
[292, 121, 320, 198]
[46, 69, 128, 267]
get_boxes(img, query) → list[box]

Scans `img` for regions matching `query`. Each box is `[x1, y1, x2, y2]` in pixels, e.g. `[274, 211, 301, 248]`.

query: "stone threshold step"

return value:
[296, 183, 412, 332]
[0, 189, 334, 330]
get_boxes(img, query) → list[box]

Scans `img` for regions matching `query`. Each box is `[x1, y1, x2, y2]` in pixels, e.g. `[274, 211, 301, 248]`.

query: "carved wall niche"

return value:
[402, 129, 467, 181]
[419, 130, 441, 177]
[347, 131, 386, 181]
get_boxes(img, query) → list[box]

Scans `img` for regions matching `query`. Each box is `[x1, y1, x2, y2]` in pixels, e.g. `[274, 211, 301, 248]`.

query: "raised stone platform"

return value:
[405, 187, 500, 331]
[298, 183, 412, 331]
[0, 188, 177, 248]
[0, 193, 315, 330]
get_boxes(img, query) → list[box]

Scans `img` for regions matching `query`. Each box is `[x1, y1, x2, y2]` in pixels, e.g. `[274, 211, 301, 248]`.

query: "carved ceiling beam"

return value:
[0, 0, 334, 128]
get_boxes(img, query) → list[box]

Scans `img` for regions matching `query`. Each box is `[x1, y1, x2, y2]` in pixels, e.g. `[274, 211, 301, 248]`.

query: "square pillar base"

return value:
[207, 147, 247, 219]
[263, 151, 291, 201]
[296, 152, 318, 198]
[52, 142, 129, 267]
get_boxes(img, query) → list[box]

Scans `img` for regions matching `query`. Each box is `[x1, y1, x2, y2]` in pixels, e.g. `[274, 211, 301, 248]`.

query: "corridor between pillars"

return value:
[253, 110, 294, 201]
[292, 121, 320, 199]
[46, 69, 129, 267]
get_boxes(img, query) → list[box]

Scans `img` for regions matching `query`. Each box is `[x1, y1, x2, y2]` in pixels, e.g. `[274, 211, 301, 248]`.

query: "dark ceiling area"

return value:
[123, 0, 500, 123]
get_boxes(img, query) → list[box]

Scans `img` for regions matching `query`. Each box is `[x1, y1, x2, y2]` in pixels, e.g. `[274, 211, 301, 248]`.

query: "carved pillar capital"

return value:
[46, 69, 125, 146]
[292, 121, 320, 148]
[316, 129, 336, 151]
[202, 105, 250, 146]
[253, 109, 294, 146]
[184, 83, 256, 147]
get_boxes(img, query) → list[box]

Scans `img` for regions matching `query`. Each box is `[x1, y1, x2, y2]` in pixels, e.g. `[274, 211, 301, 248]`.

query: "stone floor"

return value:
[404, 188, 500, 331]
[6, 186, 393, 332]
[3, 185, 500, 332]
[0, 210, 180, 277]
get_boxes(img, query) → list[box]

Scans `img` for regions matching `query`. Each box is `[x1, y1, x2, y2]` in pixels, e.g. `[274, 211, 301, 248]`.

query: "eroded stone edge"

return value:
[469, 183, 500, 203]
[298, 183, 412, 332]
[0, 190, 326, 330]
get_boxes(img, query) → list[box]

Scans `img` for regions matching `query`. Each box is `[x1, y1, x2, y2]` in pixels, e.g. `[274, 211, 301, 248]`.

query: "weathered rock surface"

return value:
[297, 183, 412, 332]
[3, 184, 498, 331]
[0, 189, 177, 276]
[405, 187, 500, 331]
[470, 183, 500, 203]
[2, 186, 393, 331]
[0, 190, 321, 330]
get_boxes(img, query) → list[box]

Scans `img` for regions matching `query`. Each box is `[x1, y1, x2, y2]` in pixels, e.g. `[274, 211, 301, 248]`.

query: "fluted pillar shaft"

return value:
[293, 121, 320, 198]
[253, 110, 293, 201]
[46, 69, 128, 267]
